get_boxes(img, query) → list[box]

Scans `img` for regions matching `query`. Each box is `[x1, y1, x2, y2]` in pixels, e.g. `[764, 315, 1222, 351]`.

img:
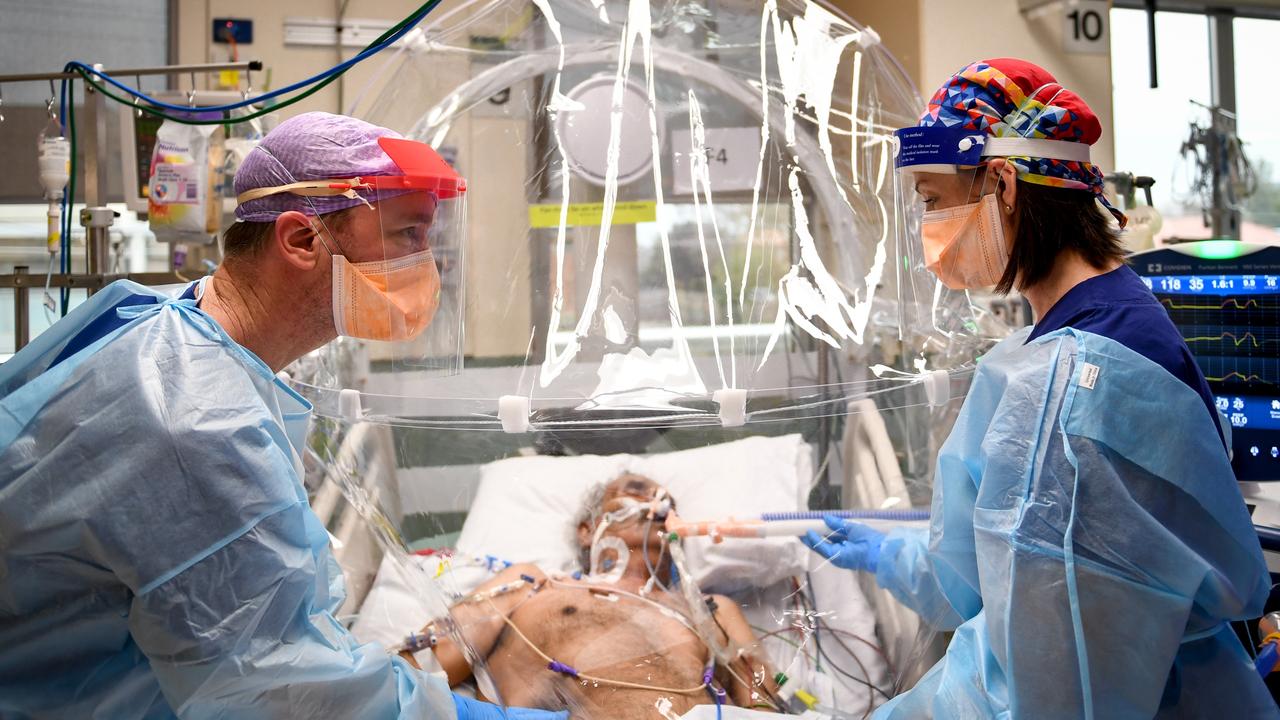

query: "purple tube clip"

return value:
[548, 660, 580, 678]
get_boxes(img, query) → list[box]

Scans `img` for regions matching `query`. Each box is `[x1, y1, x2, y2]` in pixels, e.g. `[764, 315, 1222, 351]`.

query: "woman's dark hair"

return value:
[994, 180, 1125, 294]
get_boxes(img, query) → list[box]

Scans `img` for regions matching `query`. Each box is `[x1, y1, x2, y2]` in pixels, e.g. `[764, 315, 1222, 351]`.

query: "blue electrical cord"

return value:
[50, 0, 440, 315]
[62, 0, 432, 116]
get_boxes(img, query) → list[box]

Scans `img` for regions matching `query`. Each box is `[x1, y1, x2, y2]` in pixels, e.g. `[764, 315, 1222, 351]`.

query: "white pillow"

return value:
[453, 434, 813, 593]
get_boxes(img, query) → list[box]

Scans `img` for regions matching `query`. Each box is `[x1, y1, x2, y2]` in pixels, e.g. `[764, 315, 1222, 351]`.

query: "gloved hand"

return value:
[801, 515, 886, 573]
[452, 692, 569, 720]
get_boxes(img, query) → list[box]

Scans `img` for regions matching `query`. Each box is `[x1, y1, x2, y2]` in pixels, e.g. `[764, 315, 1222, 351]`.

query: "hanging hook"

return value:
[242, 67, 252, 103]
[46, 79, 57, 121]
[0, 85, 6, 124]
[187, 71, 197, 108]
[135, 75, 144, 118]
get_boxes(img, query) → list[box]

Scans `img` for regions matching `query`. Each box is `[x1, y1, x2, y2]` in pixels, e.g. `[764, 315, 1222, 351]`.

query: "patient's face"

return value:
[578, 474, 674, 558]
[599, 475, 667, 516]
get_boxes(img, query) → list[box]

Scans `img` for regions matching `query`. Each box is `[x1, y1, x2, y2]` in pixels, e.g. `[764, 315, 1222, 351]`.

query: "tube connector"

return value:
[338, 388, 363, 420]
[498, 395, 531, 433]
[713, 388, 747, 427]
[858, 25, 881, 48]
[924, 369, 950, 407]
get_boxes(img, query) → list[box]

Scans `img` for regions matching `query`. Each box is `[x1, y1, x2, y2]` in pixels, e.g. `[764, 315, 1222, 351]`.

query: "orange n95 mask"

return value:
[332, 249, 441, 341]
[921, 194, 1010, 290]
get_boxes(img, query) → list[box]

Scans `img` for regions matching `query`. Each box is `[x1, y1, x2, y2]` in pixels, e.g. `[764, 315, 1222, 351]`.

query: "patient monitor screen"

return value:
[1133, 244, 1280, 482]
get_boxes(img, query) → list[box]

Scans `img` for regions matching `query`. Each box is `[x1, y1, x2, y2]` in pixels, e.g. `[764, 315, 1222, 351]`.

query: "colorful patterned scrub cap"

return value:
[234, 112, 403, 222]
[920, 57, 1126, 227]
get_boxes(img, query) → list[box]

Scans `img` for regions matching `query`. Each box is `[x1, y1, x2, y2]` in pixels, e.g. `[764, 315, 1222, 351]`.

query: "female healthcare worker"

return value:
[0, 113, 565, 720]
[803, 58, 1277, 718]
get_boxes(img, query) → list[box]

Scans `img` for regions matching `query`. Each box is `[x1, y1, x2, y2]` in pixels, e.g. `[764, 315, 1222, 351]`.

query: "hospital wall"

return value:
[172, 0, 1116, 361]
[173, 0, 426, 116]
[835, 0, 1117, 170]
[174, 0, 1117, 172]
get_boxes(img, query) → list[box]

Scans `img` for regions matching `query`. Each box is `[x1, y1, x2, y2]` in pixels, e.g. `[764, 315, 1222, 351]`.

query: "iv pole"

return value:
[0, 61, 261, 351]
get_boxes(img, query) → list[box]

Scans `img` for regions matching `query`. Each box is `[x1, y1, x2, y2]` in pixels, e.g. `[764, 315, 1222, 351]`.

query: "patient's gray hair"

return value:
[570, 482, 610, 570]
[570, 473, 672, 570]
[573, 482, 611, 533]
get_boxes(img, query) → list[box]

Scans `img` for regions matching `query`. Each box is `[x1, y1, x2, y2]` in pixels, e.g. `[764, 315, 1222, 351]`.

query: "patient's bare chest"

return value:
[486, 586, 711, 718]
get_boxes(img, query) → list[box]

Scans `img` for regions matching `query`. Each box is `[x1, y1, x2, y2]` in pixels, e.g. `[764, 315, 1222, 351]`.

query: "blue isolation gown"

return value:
[871, 314, 1276, 717]
[1026, 264, 1224, 445]
[0, 281, 455, 719]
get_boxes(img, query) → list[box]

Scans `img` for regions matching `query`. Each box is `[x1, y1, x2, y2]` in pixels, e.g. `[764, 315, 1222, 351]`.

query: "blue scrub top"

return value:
[1026, 263, 1224, 445]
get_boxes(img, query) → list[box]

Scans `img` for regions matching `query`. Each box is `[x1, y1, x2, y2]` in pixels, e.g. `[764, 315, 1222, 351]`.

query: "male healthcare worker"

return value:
[0, 113, 565, 720]
[803, 59, 1277, 718]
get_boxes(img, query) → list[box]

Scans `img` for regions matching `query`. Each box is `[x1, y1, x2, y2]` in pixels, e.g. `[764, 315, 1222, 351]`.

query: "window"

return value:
[1111, 8, 1280, 243]
[1235, 17, 1280, 232]
[1110, 9, 1213, 241]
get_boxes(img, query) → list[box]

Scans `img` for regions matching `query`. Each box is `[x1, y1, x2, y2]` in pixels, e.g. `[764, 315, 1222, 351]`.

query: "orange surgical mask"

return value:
[332, 249, 440, 341]
[921, 193, 1010, 290]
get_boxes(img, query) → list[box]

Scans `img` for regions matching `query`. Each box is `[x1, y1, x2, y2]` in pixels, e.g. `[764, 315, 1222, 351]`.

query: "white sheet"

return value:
[455, 433, 814, 593]
[351, 553, 462, 651]
[739, 555, 895, 716]
[349, 433, 896, 714]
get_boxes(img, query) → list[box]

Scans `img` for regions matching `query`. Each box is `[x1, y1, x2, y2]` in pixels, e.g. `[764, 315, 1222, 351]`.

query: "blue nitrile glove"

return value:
[801, 514, 886, 573]
[452, 693, 569, 720]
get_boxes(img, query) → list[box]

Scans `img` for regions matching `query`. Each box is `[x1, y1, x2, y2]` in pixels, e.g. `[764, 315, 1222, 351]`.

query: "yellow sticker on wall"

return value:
[528, 201, 657, 229]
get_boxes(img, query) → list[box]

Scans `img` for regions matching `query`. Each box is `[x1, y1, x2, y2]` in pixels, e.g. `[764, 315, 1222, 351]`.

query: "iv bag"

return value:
[148, 120, 224, 244]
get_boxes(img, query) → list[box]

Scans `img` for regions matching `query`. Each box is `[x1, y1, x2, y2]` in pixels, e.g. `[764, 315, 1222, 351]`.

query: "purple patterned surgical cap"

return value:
[234, 112, 404, 222]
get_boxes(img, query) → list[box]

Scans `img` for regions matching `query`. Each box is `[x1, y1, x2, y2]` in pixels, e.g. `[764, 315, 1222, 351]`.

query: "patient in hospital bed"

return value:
[430, 473, 781, 718]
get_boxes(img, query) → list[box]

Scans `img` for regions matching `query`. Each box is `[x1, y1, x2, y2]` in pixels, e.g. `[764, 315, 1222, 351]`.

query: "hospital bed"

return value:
[311, 413, 934, 717]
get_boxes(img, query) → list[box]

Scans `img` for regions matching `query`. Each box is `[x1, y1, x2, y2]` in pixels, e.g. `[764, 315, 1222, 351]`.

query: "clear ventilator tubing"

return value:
[666, 538, 733, 666]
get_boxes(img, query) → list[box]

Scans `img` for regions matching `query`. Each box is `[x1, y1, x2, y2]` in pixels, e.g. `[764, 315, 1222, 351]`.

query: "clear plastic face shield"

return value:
[239, 136, 468, 373]
[333, 137, 468, 374]
[894, 124, 1093, 291]
[895, 125, 1007, 291]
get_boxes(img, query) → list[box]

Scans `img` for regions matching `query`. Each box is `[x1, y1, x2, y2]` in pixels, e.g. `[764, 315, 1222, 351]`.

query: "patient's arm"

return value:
[710, 594, 780, 711]
[431, 562, 546, 686]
